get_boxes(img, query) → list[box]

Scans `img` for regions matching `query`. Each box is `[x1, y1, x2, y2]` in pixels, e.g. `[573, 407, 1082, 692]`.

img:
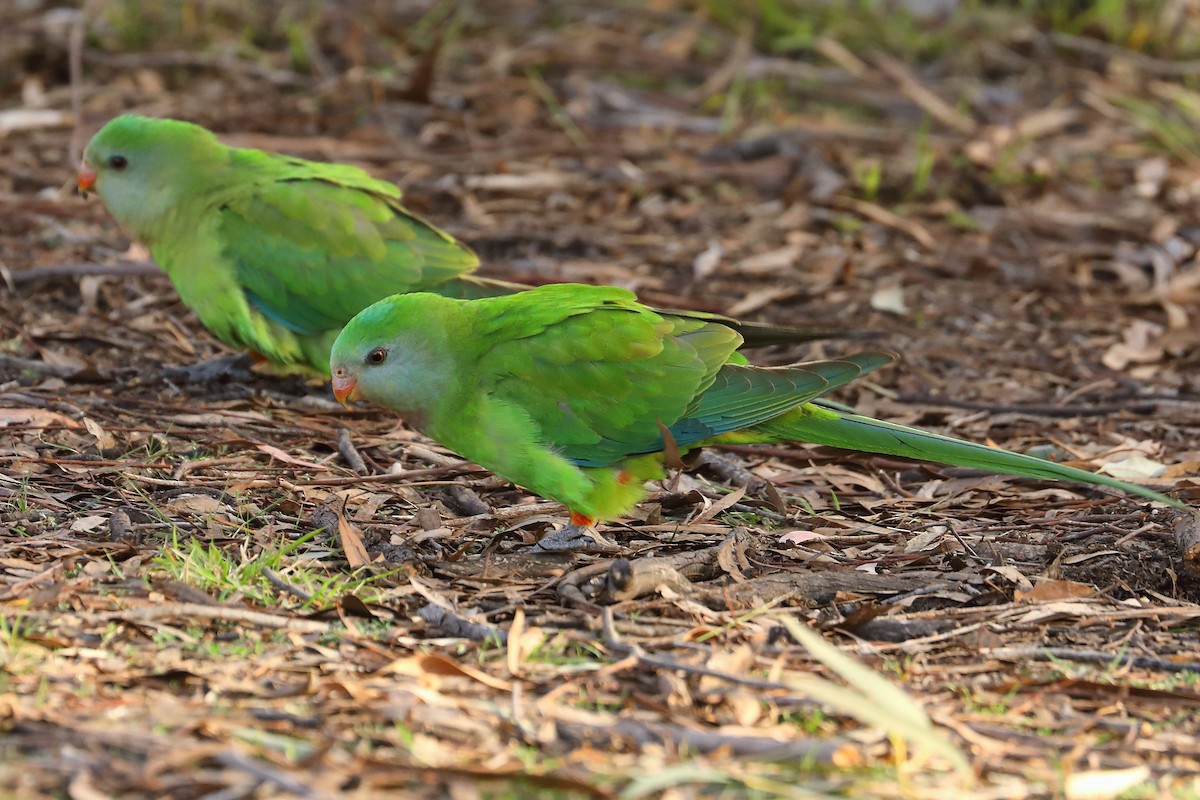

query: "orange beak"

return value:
[77, 160, 97, 194]
[331, 371, 361, 407]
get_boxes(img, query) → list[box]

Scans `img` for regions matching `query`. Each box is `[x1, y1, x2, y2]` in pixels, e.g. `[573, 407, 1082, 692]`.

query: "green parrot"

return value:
[330, 283, 1186, 539]
[78, 115, 863, 377]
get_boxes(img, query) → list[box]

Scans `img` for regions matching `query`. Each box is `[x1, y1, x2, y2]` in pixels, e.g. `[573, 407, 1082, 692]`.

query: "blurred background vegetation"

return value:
[5, 1, 1199, 135]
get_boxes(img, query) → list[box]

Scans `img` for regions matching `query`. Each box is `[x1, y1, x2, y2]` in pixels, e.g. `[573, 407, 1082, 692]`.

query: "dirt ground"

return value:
[3, 2, 1200, 798]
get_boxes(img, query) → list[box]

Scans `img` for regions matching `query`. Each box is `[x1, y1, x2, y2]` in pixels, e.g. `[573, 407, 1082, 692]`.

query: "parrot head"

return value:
[330, 293, 459, 418]
[79, 115, 226, 241]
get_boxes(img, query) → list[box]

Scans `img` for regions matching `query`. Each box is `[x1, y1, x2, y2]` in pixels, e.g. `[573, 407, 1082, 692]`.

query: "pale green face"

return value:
[329, 293, 458, 418]
[80, 115, 222, 241]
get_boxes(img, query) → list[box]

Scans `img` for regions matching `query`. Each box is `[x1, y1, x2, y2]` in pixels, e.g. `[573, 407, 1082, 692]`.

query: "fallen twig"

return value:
[873, 52, 977, 134]
[83, 602, 332, 632]
[1050, 31, 1200, 78]
[558, 717, 862, 765]
[991, 645, 1200, 674]
[417, 603, 507, 643]
[4, 260, 162, 287]
[336, 428, 369, 475]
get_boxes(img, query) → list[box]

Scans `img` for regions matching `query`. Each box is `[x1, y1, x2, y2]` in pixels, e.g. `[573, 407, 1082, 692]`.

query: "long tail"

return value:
[723, 405, 1185, 509]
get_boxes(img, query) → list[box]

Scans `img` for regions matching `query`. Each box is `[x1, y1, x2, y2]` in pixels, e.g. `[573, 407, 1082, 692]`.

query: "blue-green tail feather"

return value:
[744, 407, 1185, 509]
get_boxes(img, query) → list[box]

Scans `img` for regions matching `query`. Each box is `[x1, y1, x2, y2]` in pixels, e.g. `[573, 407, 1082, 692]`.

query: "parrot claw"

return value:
[161, 353, 257, 383]
[532, 523, 620, 553]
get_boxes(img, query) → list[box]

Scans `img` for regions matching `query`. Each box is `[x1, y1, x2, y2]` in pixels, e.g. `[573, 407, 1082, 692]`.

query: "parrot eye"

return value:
[108, 154, 128, 170]
[365, 347, 388, 366]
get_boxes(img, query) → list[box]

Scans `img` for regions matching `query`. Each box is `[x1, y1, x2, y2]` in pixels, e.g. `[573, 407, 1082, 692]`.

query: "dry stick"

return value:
[1049, 31, 1200, 78]
[693, 450, 761, 488]
[154, 579, 222, 606]
[12, 720, 174, 760]
[445, 484, 491, 516]
[612, 644, 801, 693]
[213, 751, 331, 800]
[68, 4, 88, 167]
[825, 195, 936, 249]
[336, 428, 369, 475]
[417, 603, 507, 643]
[293, 466, 477, 487]
[445, 502, 566, 527]
[3, 261, 163, 287]
[261, 567, 314, 603]
[0, 354, 90, 379]
[989, 646, 1200, 674]
[83, 602, 331, 633]
[873, 51, 976, 134]
[358, 765, 611, 800]
[557, 718, 860, 765]
[7, 457, 173, 469]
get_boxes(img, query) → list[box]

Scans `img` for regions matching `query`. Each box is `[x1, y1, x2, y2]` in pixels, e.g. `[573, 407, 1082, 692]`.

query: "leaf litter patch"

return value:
[2, 2, 1200, 796]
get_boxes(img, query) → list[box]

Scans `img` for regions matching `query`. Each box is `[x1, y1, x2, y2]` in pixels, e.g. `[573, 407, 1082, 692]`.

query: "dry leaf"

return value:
[869, 283, 909, 315]
[692, 239, 723, 279]
[1101, 319, 1165, 370]
[690, 486, 746, 526]
[1064, 766, 1150, 800]
[83, 417, 116, 451]
[0, 108, 71, 133]
[332, 501, 370, 569]
[1097, 454, 1167, 481]
[0, 408, 79, 428]
[1015, 579, 1096, 603]
[1060, 550, 1122, 565]
[779, 530, 828, 544]
[381, 653, 513, 691]
[901, 529, 943, 553]
[69, 515, 108, 533]
[984, 565, 1033, 590]
[165, 494, 227, 515]
[255, 443, 330, 470]
[733, 245, 801, 275]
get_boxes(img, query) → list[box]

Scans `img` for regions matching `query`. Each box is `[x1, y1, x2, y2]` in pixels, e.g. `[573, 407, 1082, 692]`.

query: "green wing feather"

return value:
[476, 288, 893, 467]
[671, 353, 893, 447]
[218, 154, 478, 337]
[475, 285, 741, 465]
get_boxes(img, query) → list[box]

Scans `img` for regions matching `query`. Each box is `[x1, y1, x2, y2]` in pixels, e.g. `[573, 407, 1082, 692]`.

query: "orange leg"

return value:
[569, 510, 595, 527]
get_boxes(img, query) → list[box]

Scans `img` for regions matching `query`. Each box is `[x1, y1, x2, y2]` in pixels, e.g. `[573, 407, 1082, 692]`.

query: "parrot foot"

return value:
[532, 523, 620, 553]
[161, 353, 257, 383]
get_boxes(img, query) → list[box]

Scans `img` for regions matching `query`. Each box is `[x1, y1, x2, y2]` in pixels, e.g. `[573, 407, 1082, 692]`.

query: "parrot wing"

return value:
[216, 171, 478, 336]
[474, 285, 893, 467]
[472, 285, 738, 467]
